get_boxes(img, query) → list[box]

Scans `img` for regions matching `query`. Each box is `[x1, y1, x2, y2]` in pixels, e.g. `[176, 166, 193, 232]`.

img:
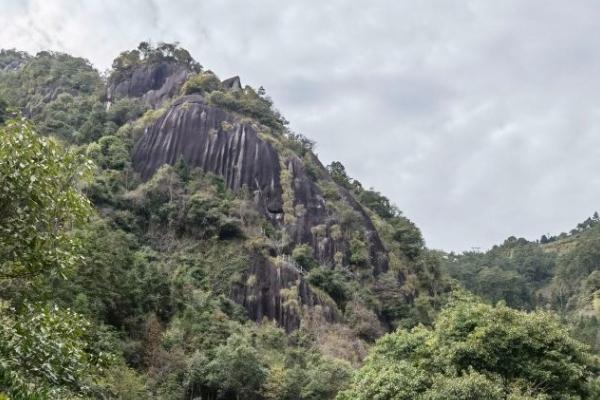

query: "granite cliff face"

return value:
[122, 60, 391, 329]
[231, 256, 340, 332]
[132, 94, 284, 218]
[107, 60, 190, 108]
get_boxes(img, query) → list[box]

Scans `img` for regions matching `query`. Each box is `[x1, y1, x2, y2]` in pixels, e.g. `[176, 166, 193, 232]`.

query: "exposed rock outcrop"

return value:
[231, 256, 340, 332]
[132, 94, 283, 217]
[131, 93, 391, 328]
[107, 61, 190, 108]
[222, 76, 242, 92]
[281, 155, 389, 274]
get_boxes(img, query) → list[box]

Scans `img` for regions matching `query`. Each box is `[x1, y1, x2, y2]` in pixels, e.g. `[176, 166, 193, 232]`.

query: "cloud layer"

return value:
[2, 0, 600, 251]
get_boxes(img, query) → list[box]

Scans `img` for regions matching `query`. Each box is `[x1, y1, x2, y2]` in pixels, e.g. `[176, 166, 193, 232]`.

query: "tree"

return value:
[338, 294, 600, 399]
[0, 97, 7, 124]
[0, 303, 105, 398]
[358, 189, 399, 219]
[174, 155, 190, 183]
[327, 161, 353, 189]
[206, 333, 266, 399]
[0, 118, 92, 279]
[390, 216, 424, 260]
[0, 118, 107, 398]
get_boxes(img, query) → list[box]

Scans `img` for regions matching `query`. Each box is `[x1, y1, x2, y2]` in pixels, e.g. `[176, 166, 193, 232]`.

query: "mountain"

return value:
[0, 43, 448, 398]
[1, 43, 598, 400]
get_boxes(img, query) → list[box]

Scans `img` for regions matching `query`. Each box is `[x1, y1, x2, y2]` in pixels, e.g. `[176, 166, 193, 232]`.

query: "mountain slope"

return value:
[441, 213, 600, 352]
[0, 42, 449, 398]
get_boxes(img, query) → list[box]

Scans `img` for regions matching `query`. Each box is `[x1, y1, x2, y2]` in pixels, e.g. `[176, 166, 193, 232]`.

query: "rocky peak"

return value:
[222, 76, 242, 92]
[127, 49, 398, 329]
[107, 60, 191, 108]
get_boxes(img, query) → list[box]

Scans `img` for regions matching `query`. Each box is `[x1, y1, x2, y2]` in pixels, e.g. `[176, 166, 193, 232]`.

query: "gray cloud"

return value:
[2, 0, 600, 251]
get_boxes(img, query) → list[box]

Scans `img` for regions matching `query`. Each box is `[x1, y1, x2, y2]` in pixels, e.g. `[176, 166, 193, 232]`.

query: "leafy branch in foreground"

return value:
[0, 118, 93, 279]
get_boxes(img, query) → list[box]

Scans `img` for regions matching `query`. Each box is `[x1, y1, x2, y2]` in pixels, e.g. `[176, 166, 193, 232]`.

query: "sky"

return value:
[2, 0, 600, 252]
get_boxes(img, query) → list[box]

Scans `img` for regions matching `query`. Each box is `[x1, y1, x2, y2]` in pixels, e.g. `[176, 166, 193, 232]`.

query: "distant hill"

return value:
[441, 213, 600, 352]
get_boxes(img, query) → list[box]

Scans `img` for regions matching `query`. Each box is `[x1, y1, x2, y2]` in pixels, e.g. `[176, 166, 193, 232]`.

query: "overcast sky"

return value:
[2, 0, 600, 251]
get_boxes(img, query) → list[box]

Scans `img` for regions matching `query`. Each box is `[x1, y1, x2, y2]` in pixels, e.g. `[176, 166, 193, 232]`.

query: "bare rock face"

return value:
[282, 155, 389, 274]
[231, 256, 339, 332]
[132, 94, 283, 216]
[132, 93, 390, 328]
[221, 76, 242, 92]
[107, 61, 190, 108]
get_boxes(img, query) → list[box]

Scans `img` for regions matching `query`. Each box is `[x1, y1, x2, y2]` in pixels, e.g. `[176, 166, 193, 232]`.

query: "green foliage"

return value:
[349, 237, 369, 266]
[0, 119, 92, 279]
[0, 49, 30, 70]
[284, 132, 315, 157]
[0, 97, 7, 124]
[7, 43, 582, 400]
[205, 333, 267, 399]
[174, 156, 190, 183]
[87, 134, 130, 170]
[105, 97, 148, 126]
[327, 161, 356, 191]
[307, 267, 349, 308]
[423, 370, 504, 400]
[0, 50, 147, 144]
[181, 71, 222, 95]
[389, 216, 424, 259]
[442, 240, 555, 309]
[208, 86, 287, 131]
[339, 295, 600, 400]
[292, 243, 319, 270]
[54, 220, 173, 332]
[0, 51, 101, 110]
[0, 51, 103, 143]
[112, 41, 201, 74]
[0, 120, 113, 399]
[358, 189, 399, 219]
[0, 303, 107, 399]
[127, 165, 244, 241]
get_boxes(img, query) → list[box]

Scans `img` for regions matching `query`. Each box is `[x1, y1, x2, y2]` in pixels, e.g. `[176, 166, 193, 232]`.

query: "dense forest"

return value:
[441, 213, 600, 354]
[0, 43, 598, 399]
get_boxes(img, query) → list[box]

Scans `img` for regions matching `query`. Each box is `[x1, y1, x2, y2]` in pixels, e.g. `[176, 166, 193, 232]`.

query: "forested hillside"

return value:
[442, 213, 600, 353]
[0, 43, 598, 399]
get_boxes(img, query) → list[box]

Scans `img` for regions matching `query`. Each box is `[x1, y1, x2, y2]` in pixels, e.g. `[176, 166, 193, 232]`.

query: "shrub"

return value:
[292, 244, 318, 271]
[182, 71, 222, 95]
[350, 238, 369, 266]
[307, 267, 349, 308]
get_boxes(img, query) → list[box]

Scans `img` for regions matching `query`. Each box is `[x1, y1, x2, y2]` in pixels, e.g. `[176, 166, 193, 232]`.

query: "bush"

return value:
[87, 135, 130, 170]
[307, 267, 349, 308]
[390, 216, 424, 260]
[207, 87, 286, 131]
[292, 244, 319, 271]
[0, 303, 108, 398]
[0, 97, 7, 124]
[349, 238, 369, 266]
[358, 189, 399, 219]
[182, 71, 222, 95]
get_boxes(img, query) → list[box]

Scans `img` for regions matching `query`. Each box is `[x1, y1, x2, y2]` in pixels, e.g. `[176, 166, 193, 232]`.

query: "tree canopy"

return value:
[338, 294, 600, 400]
[0, 118, 92, 279]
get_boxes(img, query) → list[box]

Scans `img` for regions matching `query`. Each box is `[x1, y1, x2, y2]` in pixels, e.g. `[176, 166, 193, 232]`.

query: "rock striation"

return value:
[132, 94, 283, 217]
[231, 255, 340, 332]
[130, 79, 390, 328]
